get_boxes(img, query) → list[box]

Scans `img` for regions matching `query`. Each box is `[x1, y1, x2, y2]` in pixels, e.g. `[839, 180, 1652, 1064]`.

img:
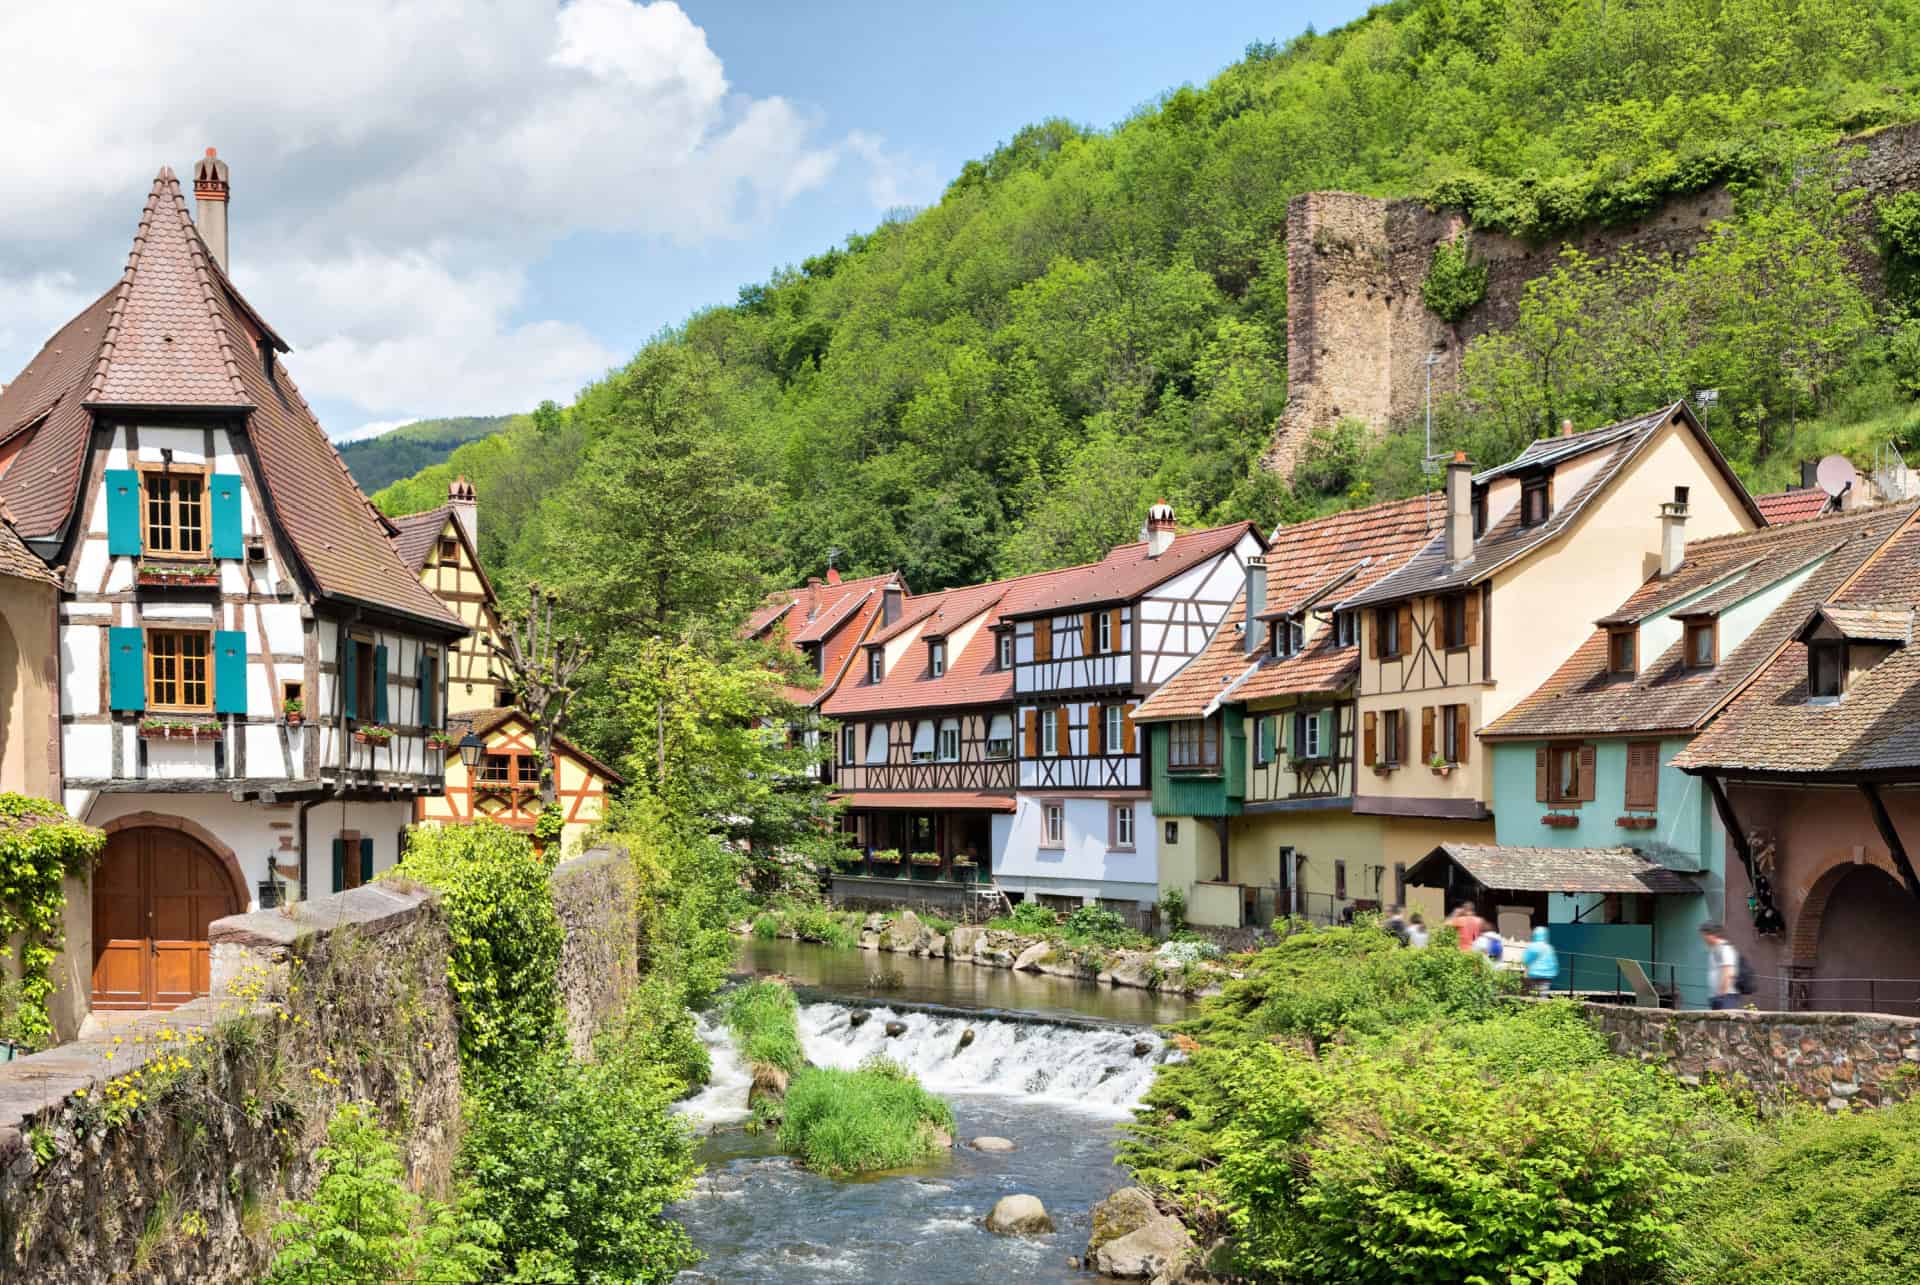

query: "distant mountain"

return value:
[339, 416, 517, 494]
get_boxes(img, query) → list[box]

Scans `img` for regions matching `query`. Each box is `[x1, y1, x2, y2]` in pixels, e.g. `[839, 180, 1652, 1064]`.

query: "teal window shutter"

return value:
[210, 474, 243, 559]
[343, 642, 358, 720]
[331, 839, 344, 893]
[360, 837, 374, 883]
[105, 469, 142, 557]
[213, 630, 247, 714]
[419, 650, 440, 729]
[109, 627, 145, 711]
[374, 645, 390, 723]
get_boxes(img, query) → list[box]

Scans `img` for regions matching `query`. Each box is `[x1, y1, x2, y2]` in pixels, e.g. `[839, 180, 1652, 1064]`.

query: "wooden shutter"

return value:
[343, 642, 358, 720]
[1535, 746, 1550, 802]
[1088, 705, 1104, 756]
[104, 469, 142, 557]
[1577, 744, 1598, 801]
[1363, 711, 1377, 766]
[1454, 705, 1471, 764]
[1057, 708, 1072, 756]
[1626, 742, 1660, 810]
[331, 839, 345, 893]
[210, 474, 244, 559]
[1421, 706, 1435, 762]
[1122, 703, 1137, 753]
[108, 626, 145, 711]
[1368, 610, 1380, 659]
[1396, 604, 1414, 656]
[1108, 608, 1123, 652]
[374, 645, 391, 723]
[1081, 614, 1097, 656]
[1024, 710, 1039, 757]
[1035, 618, 1052, 661]
[213, 629, 248, 714]
[1464, 591, 1480, 648]
[360, 837, 375, 883]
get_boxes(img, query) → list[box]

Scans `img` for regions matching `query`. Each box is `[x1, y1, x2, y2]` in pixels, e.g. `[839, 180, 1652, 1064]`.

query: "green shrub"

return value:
[786, 904, 858, 949]
[921, 912, 955, 937]
[0, 796, 105, 1050]
[778, 1057, 955, 1175]
[613, 974, 710, 1099]
[750, 912, 781, 940]
[1060, 904, 1145, 948]
[397, 821, 563, 1081]
[1157, 887, 1187, 934]
[989, 900, 1059, 935]
[1421, 236, 1488, 323]
[459, 1040, 698, 1282]
[617, 803, 744, 1008]
[721, 980, 806, 1074]
[267, 1102, 499, 1284]
[1674, 1097, 1920, 1283]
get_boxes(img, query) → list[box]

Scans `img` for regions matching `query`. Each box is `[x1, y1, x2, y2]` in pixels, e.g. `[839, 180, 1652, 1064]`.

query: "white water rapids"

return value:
[675, 999, 1176, 1128]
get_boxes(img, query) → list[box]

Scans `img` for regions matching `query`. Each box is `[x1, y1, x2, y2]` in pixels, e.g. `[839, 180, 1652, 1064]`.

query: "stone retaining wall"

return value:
[1586, 1003, 1920, 1110]
[552, 847, 640, 1058]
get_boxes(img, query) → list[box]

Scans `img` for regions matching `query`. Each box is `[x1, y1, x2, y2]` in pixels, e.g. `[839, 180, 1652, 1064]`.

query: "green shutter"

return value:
[418, 650, 438, 730]
[331, 839, 345, 893]
[1279, 713, 1291, 755]
[1264, 715, 1279, 762]
[210, 474, 243, 559]
[213, 629, 247, 714]
[105, 469, 142, 557]
[360, 837, 374, 883]
[374, 645, 390, 723]
[109, 627, 145, 710]
[342, 642, 358, 720]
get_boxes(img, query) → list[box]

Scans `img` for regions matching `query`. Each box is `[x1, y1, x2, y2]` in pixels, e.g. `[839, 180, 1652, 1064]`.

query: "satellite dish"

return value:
[1816, 454, 1858, 500]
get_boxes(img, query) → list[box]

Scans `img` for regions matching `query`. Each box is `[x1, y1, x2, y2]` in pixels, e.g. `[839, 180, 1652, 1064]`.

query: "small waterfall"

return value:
[676, 1009, 756, 1126]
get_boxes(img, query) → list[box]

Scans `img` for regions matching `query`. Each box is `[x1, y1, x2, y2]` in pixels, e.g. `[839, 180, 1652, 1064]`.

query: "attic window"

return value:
[1472, 491, 1487, 538]
[1521, 477, 1550, 527]
[1608, 628, 1637, 677]
[997, 632, 1013, 670]
[1809, 641, 1844, 700]
[439, 536, 459, 563]
[1685, 619, 1717, 669]
[1272, 616, 1303, 658]
[929, 640, 946, 678]
[867, 649, 883, 684]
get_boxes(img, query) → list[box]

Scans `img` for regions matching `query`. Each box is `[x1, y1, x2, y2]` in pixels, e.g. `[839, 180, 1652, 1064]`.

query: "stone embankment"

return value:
[843, 910, 1231, 996]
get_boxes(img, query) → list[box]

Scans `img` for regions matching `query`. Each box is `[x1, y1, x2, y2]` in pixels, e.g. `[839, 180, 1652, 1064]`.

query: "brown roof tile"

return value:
[1002, 521, 1261, 618]
[0, 520, 56, 585]
[1409, 842, 1701, 895]
[1810, 605, 1915, 644]
[0, 289, 117, 539]
[1756, 488, 1833, 524]
[746, 571, 902, 709]
[390, 506, 453, 573]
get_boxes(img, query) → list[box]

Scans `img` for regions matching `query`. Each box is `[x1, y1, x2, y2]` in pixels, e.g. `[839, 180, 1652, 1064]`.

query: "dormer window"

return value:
[1472, 491, 1487, 538]
[1685, 619, 1717, 669]
[1333, 611, 1356, 649]
[1272, 616, 1303, 658]
[1608, 628, 1637, 677]
[929, 640, 946, 678]
[1521, 477, 1550, 528]
[868, 649, 883, 683]
[1809, 641, 1844, 700]
[997, 632, 1013, 670]
[807, 643, 824, 676]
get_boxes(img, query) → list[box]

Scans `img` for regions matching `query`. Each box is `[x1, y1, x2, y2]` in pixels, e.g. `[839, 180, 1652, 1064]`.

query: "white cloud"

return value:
[845, 130, 942, 211]
[0, 0, 920, 421]
[333, 419, 415, 445]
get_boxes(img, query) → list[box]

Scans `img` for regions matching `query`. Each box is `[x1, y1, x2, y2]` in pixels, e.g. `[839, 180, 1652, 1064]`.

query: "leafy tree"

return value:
[484, 584, 589, 806]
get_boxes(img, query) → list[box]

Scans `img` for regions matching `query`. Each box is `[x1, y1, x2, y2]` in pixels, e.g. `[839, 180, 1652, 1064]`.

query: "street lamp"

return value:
[458, 733, 486, 772]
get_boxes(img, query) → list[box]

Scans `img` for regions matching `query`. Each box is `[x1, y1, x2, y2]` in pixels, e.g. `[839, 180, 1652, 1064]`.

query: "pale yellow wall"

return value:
[417, 516, 507, 714]
[1244, 694, 1353, 804]
[0, 579, 59, 797]
[1353, 595, 1493, 807]
[1157, 815, 1217, 900]
[416, 718, 612, 853]
[1187, 881, 1243, 927]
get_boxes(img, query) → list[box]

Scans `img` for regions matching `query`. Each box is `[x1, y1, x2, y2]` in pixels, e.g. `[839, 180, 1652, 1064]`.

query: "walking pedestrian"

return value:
[1522, 927, 1559, 996]
[1383, 904, 1410, 945]
[1406, 914, 1429, 948]
[1446, 901, 1486, 952]
[1700, 922, 1745, 1010]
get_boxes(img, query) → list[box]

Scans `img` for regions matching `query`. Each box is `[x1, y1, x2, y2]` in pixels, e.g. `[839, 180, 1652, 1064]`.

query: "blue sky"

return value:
[0, 1, 1370, 439]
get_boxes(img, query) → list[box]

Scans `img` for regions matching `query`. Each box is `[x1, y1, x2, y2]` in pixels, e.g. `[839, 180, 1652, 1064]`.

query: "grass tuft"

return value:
[778, 1056, 955, 1176]
[720, 981, 805, 1075]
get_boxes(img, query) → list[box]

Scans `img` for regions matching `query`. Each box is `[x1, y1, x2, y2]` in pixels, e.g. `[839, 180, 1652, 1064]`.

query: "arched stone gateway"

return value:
[91, 824, 244, 1011]
[1799, 862, 1920, 1015]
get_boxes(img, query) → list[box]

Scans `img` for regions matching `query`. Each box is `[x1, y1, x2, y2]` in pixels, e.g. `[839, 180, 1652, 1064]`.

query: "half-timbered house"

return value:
[1000, 505, 1264, 913]
[0, 159, 467, 1012]
[389, 477, 501, 712]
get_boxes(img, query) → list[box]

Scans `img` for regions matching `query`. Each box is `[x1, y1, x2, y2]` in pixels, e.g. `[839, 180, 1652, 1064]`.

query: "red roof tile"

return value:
[1755, 489, 1832, 524]
[1000, 522, 1261, 618]
[0, 289, 117, 538]
[746, 571, 903, 709]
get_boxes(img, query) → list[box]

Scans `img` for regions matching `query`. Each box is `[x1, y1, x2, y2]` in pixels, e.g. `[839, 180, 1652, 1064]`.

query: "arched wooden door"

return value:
[92, 827, 241, 1011]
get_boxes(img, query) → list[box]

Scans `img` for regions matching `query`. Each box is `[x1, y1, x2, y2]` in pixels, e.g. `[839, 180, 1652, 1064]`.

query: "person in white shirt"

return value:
[1700, 921, 1742, 1010]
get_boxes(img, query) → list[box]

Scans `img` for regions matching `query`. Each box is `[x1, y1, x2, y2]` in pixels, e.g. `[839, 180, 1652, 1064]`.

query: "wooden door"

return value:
[91, 828, 240, 1011]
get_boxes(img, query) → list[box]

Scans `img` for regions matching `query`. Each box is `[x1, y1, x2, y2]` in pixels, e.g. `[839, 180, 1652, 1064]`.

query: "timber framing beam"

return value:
[1858, 782, 1920, 902]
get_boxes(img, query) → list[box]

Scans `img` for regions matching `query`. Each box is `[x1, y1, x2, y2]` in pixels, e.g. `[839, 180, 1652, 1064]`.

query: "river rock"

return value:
[1108, 954, 1155, 990]
[1012, 941, 1051, 973]
[956, 1028, 975, 1051]
[1091, 1213, 1194, 1279]
[859, 930, 880, 951]
[986, 1194, 1054, 1236]
[976, 946, 1015, 967]
[1088, 1187, 1158, 1256]
[949, 924, 984, 957]
[847, 1009, 870, 1029]
[927, 933, 948, 959]
[971, 1135, 1015, 1152]
[864, 912, 885, 932]
[926, 1126, 953, 1149]
[748, 1064, 789, 1115]
[884, 1020, 908, 1038]
[883, 910, 927, 953]
[1133, 1040, 1154, 1058]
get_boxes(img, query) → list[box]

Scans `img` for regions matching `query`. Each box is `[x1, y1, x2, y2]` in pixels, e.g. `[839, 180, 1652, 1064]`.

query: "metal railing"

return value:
[1527, 951, 1920, 1016]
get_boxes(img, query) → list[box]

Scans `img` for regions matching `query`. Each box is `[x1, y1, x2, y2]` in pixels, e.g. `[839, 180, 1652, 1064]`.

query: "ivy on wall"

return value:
[1422, 236, 1489, 324]
[0, 795, 104, 1049]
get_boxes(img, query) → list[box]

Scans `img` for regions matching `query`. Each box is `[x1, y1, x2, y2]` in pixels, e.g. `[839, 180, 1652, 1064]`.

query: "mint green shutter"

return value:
[331, 839, 345, 893]
[374, 645, 390, 723]
[419, 650, 440, 729]
[109, 627, 145, 710]
[360, 837, 375, 883]
[1279, 713, 1291, 756]
[213, 630, 247, 714]
[105, 469, 142, 556]
[343, 643, 358, 720]
[210, 474, 243, 559]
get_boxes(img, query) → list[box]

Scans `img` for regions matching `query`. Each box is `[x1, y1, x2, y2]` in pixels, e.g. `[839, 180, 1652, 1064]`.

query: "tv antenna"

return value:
[1421, 346, 1449, 475]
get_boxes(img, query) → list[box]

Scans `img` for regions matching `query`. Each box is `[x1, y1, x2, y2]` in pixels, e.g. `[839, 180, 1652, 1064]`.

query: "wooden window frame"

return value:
[1440, 704, 1462, 764]
[1608, 628, 1638, 678]
[1684, 619, 1718, 670]
[840, 724, 857, 765]
[438, 536, 460, 563]
[1097, 611, 1114, 654]
[147, 627, 213, 713]
[1472, 491, 1487, 538]
[867, 649, 884, 684]
[1544, 741, 1595, 805]
[280, 678, 303, 708]
[997, 632, 1013, 670]
[137, 464, 211, 561]
[1101, 705, 1124, 757]
[351, 638, 377, 724]
[477, 752, 515, 787]
[1040, 707, 1060, 757]
[929, 640, 946, 678]
[1381, 708, 1405, 766]
[1521, 477, 1550, 528]
[1041, 800, 1066, 848]
[1439, 593, 1470, 651]
[1108, 801, 1135, 851]
[1167, 719, 1219, 772]
[1375, 606, 1402, 659]
[1333, 611, 1356, 649]
[1808, 641, 1845, 699]
[1624, 740, 1661, 811]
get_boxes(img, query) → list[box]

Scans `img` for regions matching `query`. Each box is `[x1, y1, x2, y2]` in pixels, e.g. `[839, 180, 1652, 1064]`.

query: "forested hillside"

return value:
[374, 0, 1920, 773]
[340, 415, 515, 493]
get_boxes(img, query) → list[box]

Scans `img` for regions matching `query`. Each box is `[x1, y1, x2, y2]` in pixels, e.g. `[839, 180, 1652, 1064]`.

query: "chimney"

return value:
[1560, 418, 1574, 438]
[448, 475, 477, 549]
[1660, 490, 1690, 577]
[1145, 500, 1176, 559]
[1445, 451, 1474, 566]
[825, 565, 841, 585]
[881, 582, 903, 626]
[192, 147, 230, 273]
[806, 576, 823, 620]
[1243, 556, 1268, 655]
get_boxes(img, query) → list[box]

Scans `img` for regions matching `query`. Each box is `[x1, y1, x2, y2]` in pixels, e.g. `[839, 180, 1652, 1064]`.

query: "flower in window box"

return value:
[282, 698, 304, 726]
[950, 856, 978, 868]
[909, 851, 942, 866]
[139, 717, 220, 741]
[136, 562, 220, 587]
[424, 732, 456, 750]
[869, 848, 903, 864]
[352, 724, 396, 745]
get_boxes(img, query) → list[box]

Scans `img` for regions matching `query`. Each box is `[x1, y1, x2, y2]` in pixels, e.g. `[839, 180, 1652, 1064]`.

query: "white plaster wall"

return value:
[61, 625, 100, 716]
[64, 724, 111, 779]
[140, 601, 214, 622]
[145, 740, 215, 781]
[137, 427, 207, 464]
[261, 602, 303, 658]
[246, 723, 293, 778]
[996, 794, 1160, 901]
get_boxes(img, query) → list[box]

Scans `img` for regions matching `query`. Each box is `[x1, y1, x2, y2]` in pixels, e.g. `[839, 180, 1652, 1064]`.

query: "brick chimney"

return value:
[1445, 451, 1474, 566]
[1660, 488, 1690, 577]
[448, 475, 477, 549]
[806, 576, 822, 620]
[1145, 500, 1176, 559]
[192, 147, 230, 273]
[1560, 418, 1575, 437]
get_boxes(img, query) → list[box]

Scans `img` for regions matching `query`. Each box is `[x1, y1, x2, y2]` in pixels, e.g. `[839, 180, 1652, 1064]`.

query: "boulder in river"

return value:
[1088, 1187, 1158, 1256]
[884, 1020, 908, 1038]
[859, 930, 880, 951]
[986, 1194, 1054, 1236]
[956, 1028, 975, 1051]
[1012, 941, 1051, 973]
[949, 923, 984, 957]
[1089, 1202, 1194, 1278]
[881, 909, 930, 954]
[1108, 953, 1155, 990]
[847, 1009, 870, 1029]
[747, 1064, 789, 1119]
[971, 1135, 1016, 1152]
[927, 932, 948, 959]
[1132, 1040, 1154, 1058]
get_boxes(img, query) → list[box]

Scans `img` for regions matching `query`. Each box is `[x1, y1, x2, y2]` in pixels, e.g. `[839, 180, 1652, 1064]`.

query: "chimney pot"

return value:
[1659, 500, 1689, 576]
[192, 147, 231, 273]
[1444, 454, 1474, 566]
[1560, 418, 1574, 437]
[1145, 500, 1177, 558]
[448, 475, 477, 549]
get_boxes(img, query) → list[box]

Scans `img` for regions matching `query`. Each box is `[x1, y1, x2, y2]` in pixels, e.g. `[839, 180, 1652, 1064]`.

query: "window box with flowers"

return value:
[1428, 753, 1454, 778]
[352, 724, 396, 746]
[425, 732, 456, 751]
[868, 848, 903, 865]
[136, 561, 220, 588]
[139, 717, 221, 741]
[909, 851, 943, 866]
[1541, 812, 1581, 829]
[282, 698, 304, 726]
[1616, 814, 1658, 831]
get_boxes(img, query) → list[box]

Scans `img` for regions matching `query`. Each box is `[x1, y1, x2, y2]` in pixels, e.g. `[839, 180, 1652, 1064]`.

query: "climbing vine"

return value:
[1421, 235, 1489, 323]
[0, 795, 104, 1049]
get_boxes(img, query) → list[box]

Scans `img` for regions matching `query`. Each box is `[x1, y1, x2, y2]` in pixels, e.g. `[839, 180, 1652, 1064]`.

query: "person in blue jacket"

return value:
[1522, 926, 1559, 997]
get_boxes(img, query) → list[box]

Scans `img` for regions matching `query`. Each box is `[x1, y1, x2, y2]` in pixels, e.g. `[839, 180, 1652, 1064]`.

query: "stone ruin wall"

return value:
[1267, 120, 1920, 476]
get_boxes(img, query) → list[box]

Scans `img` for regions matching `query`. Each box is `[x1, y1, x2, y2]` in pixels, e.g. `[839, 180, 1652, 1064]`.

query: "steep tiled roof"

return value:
[1812, 605, 1914, 644]
[390, 506, 452, 573]
[746, 571, 902, 710]
[824, 580, 1026, 717]
[1002, 521, 1260, 618]
[0, 289, 116, 538]
[446, 706, 624, 784]
[1755, 488, 1833, 524]
[0, 521, 57, 585]
[1675, 510, 1920, 775]
[1409, 843, 1701, 895]
[1135, 496, 1437, 723]
[1344, 404, 1760, 610]
[1485, 505, 1912, 741]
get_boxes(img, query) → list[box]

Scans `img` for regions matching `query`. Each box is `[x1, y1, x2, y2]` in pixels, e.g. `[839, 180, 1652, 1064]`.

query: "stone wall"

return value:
[551, 846, 639, 1059]
[1586, 1002, 1920, 1110]
[1268, 121, 1920, 473]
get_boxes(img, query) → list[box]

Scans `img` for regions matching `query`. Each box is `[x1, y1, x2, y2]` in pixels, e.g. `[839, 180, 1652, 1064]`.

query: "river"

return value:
[670, 940, 1192, 1283]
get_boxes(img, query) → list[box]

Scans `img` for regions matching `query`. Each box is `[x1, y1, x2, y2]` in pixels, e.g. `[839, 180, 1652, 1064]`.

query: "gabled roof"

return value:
[1000, 521, 1261, 618]
[390, 506, 455, 573]
[1804, 604, 1914, 645]
[0, 168, 463, 634]
[1755, 488, 1833, 524]
[745, 570, 903, 710]
[0, 520, 57, 586]
[1343, 404, 1762, 611]
[1484, 504, 1913, 741]
[445, 706, 624, 784]
[1675, 507, 1920, 776]
[1408, 843, 1701, 896]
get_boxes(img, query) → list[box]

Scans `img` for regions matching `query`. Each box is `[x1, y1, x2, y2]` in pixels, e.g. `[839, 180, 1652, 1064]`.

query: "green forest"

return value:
[339, 415, 515, 493]
[371, 0, 1920, 771]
